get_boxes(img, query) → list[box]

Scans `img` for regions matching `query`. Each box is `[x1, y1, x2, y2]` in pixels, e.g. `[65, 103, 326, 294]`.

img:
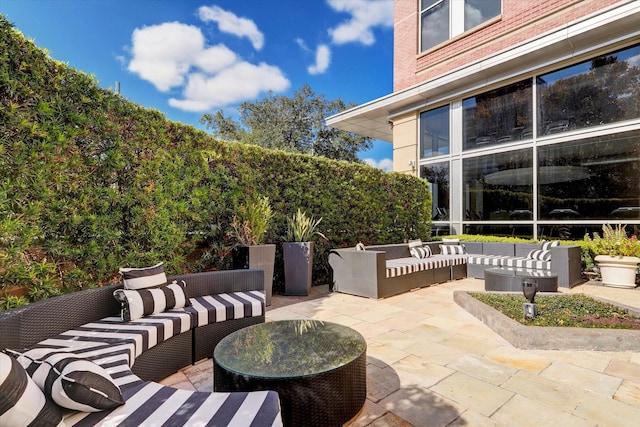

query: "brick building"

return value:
[327, 0, 640, 239]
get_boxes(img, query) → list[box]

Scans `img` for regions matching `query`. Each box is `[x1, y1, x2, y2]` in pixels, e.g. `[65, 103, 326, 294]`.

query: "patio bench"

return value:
[0, 269, 282, 426]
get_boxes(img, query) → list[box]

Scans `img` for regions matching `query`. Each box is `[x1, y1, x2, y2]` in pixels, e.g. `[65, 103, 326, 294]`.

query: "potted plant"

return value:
[283, 209, 326, 296]
[231, 195, 276, 305]
[584, 224, 640, 288]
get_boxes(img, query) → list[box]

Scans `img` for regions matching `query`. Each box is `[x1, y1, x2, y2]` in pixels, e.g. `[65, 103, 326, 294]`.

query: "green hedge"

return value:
[0, 16, 431, 308]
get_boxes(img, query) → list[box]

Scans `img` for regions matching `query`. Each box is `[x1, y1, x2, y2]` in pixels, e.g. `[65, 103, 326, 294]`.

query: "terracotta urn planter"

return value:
[594, 255, 640, 289]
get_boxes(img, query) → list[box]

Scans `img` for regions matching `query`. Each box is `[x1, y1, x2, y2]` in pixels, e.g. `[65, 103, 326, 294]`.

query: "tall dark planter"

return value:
[232, 244, 276, 306]
[283, 242, 313, 296]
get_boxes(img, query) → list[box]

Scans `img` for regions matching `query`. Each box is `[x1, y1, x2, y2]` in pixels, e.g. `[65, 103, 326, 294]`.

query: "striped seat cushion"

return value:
[185, 291, 265, 327]
[64, 381, 282, 427]
[386, 255, 466, 278]
[37, 311, 194, 365]
[504, 257, 550, 270]
[466, 255, 510, 266]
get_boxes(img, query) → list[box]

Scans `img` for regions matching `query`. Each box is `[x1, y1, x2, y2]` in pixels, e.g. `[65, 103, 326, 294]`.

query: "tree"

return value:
[200, 84, 372, 162]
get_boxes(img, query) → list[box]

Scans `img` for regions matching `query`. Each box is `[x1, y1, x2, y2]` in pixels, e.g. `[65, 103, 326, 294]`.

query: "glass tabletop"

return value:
[214, 320, 366, 379]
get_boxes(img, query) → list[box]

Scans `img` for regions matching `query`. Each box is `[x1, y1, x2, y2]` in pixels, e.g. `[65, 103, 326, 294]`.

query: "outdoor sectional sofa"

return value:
[328, 240, 582, 299]
[0, 269, 283, 426]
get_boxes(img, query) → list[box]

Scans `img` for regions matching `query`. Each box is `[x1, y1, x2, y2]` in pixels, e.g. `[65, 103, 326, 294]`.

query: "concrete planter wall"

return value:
[283, 242, 313, 296]
[232, 244, 276, 305]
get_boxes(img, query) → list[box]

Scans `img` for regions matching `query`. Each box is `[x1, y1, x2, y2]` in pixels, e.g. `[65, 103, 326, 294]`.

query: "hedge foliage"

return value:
[0, 16, 431, 308]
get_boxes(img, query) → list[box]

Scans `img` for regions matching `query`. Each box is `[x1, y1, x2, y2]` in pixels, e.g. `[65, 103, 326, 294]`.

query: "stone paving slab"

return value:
[430, 371, 514, 417]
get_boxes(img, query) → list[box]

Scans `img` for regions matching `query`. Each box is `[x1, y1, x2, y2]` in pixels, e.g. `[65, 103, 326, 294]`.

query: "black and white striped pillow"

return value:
[540, 240, 560, 251]
[410, 246, 432, 259]
[119, 262, 167, 290]
[527, 249, 551, 261]
[5, 348, 124, 413]
[113, 280, 190, 321]
[440, 244, 466, 255]
[0, 351, 64, 426]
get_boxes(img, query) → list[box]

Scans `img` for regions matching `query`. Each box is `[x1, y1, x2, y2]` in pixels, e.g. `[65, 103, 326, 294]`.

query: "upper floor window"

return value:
[420, 0, 501, 52]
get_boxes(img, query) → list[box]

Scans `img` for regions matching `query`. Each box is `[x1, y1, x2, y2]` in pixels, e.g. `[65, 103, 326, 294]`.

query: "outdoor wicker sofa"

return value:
[329, 241, 582, 299]
[0, 269, 283, 426]
[328, 242, 467, 299]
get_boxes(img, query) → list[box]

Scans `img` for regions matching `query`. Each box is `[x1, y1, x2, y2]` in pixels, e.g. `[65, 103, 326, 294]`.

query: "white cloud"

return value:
[169, 62, 290, 112]
[128, 8, 290, 113]
[363, 157, 393, 171]
[327, 0, 393, 46]
[128, 22, 207, 92]
[198, 5, 264, 50]
[308, 44, 331, 75]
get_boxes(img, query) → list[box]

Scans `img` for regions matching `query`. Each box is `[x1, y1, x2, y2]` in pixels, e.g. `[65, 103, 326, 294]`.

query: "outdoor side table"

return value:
[485, 267, 558, 292]
[213, 320, 367, 427]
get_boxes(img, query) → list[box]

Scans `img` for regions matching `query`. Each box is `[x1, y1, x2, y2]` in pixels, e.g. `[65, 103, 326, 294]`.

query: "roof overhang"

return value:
[326, 1, 640, 143]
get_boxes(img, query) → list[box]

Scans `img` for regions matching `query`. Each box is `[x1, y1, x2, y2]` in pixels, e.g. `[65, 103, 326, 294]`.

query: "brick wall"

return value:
[394, 0, 622, 92]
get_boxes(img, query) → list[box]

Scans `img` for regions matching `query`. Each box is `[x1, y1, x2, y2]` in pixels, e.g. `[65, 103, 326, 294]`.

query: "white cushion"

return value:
[408, 239, 423, 248]
[119, 262, 167, 290]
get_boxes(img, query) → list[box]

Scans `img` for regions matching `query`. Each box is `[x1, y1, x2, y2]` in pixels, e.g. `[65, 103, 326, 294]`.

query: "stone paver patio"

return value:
[161, 279, 640, 426]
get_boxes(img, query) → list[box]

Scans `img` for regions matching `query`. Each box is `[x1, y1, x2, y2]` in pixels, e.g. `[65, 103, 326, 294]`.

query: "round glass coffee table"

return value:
[213, 320, 367, 427]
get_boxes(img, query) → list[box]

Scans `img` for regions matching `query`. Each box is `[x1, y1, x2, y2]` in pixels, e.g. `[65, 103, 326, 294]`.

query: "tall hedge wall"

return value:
[0, 16, 431, 307]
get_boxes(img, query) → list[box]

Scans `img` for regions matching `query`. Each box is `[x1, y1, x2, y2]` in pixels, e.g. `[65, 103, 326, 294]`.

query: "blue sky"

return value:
[0, 0, 394, 170]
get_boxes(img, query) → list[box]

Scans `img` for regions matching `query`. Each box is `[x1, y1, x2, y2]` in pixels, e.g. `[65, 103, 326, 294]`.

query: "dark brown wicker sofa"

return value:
[0, 269, 283, 426]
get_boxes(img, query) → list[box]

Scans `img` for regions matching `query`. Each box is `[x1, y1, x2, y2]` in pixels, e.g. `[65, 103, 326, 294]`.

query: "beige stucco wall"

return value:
[391, 112, 418, 175]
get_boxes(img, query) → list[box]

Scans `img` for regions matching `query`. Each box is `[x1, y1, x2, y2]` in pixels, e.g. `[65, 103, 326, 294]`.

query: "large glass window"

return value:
[538, 131, 640, 221]
[421, 0, 449, 52]
[538, 44, 640, 136]
[463, 79, 533, 150]
[421, 162, 450, 221]
[420, 106, 449, 158]
[464, 0, 502, 31]
[463, 149, 533, 221]
[421, 0, 501, 52]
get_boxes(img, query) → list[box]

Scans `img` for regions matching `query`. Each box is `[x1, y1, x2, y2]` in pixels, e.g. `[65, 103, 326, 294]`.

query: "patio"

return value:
[161, 279, 640, 426]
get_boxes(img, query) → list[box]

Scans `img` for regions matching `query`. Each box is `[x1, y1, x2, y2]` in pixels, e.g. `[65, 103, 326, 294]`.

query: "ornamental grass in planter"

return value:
[283, 209, 326, 296]
[231, 196, 276, 305]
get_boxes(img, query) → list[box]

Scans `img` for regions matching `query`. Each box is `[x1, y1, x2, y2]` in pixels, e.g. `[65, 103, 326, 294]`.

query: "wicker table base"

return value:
[485, 267, 558, 292]
[213, 320, 367, 427]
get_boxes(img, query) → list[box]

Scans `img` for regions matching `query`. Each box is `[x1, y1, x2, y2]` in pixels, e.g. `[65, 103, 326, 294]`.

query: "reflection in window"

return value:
[538, 131, 640, 221]
[420, 106, 450, 158]
[464, 0, 501, 31]
[463, 149, 533, 222]
[463, 79, 533, 150]
[420, 0, 500, 52]
[421, 162, 450, 221]
[421, 0, 449, 52]
[538, 43, 640, 136]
